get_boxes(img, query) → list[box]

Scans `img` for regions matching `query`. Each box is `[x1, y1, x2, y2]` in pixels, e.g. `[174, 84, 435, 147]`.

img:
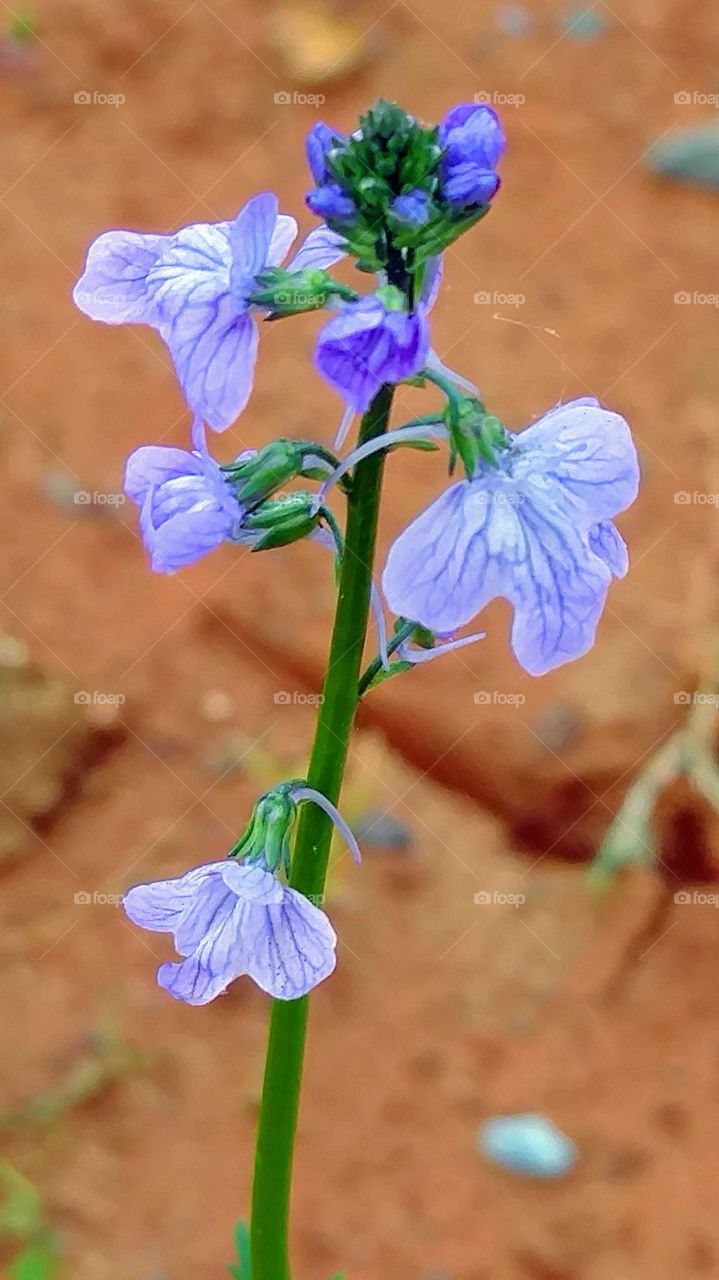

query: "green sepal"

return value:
[223, 439, 340, 507]
[245, 492, 319, 552]
[249, 267, 357, 316]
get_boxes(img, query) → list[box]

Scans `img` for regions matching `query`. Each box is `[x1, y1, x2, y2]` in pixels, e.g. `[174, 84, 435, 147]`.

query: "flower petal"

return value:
[123, 861, 227, 937]
[162, 301, 258, 431]
[124, 445, 206, 506]
[230, 192, 279, 282]
[73, 229, 170, 324]
[140, 494, 234, 572]
[588, 519, 629, 577]
[246, 886, 337, 1000]
[514, 398, 639, 523]
[221, 860, 285, 904]
[383, 481, 616, 675]
[158, 898, 253, 1005]
[267, 213, 299, 267]
[287, 224, 347, 273]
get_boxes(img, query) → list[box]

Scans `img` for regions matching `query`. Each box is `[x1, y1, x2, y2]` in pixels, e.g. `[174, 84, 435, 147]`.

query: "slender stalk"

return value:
[249, 382, 395, 1280]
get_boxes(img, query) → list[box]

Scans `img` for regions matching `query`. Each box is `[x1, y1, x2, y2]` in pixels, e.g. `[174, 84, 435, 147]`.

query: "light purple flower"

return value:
[125, 443, 252, 573]
[73, 193, 345, 431]
[382, 398, 639, 676]
[315, 292, 430, 414]
[439, 103, 505, 210]
[123, 860, 336, 1004]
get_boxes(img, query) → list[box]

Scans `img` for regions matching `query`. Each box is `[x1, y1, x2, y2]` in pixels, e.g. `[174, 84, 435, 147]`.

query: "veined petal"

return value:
[73, 228, 170, 324]
[267, 213, 299, 267]
[383, 480, 617, 676]
[514, 398, 639, 523]
[221, 860, 285, 904]
[161, 301, 259, 431]
[230, 192, 279, 282]
[158, 897, 253, 1005]
[588, 519, 629, 577]
[141, 495, 235, 572]
[123, 861, 227, 936]
[247, 887, 337, 1000]
[287, 223, 347, 273]
[124, 445, 206, 506]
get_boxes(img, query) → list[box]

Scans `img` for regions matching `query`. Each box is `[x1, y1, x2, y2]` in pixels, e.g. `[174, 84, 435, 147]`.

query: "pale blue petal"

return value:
[229, 192, 278, 282]
[383, 481, 615, 676]
[158, 897, 253, 1005]
[162, 302, 258, 431]
[73, 228, 170, 324]
[140, 494, 234, 572]
[514, 398, 639, 523]
[247, 886, 337, 1000]
[124, 445, 206, 505]
[221, 860, 285, 904]
[122, 861, 227, 936]
[588, 519, 629, 577]
[267, 213, 299, 267]
[287, 224, 347, 272]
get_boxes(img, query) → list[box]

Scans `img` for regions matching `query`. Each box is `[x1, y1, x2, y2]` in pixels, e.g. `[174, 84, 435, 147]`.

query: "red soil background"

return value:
[1, 1, 719, 1277]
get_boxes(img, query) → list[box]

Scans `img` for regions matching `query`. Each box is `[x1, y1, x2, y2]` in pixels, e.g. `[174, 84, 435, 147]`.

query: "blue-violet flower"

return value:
[439, 103, 506, 210]
[73, 193, 345, 431]
[382, 397, 639, 675]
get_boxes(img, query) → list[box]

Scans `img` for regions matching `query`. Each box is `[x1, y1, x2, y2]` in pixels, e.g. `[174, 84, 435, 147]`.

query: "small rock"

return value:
[478, 1112, 577, 1178]
[353, 810, 413, 851]
[648, 124, 719, 192]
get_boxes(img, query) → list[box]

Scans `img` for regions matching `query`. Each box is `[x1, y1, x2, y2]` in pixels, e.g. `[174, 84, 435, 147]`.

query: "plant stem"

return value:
[249, 382, 395, 1280]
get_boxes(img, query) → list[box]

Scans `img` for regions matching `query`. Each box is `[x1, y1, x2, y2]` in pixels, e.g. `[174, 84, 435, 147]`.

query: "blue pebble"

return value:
[479, 1112, 577, 1178]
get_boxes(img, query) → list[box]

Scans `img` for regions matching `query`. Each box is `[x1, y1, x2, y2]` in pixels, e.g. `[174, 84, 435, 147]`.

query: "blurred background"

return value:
[1, 0, 719, 1276]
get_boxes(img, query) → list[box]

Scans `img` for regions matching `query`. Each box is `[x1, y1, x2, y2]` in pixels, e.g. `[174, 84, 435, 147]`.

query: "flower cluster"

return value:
[73, 98, 639, 1007]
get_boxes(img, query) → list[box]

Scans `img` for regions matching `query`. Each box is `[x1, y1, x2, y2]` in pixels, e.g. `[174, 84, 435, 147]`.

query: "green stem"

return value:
[249, 383, 395, 1280]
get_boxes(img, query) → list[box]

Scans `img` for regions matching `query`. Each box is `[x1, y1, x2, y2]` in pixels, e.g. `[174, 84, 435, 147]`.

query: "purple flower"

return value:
[306, 183, 356, 223]
[73, 194, 345, 431]
[439, 103, 505, 210]
[123, 860, 336, 1004]
[125, 443, 252, 573]
[315, 291, 430, 414]
[391, 190, 431, 225]
[382, 398, 639, 676]
[306, 121, 345, 184]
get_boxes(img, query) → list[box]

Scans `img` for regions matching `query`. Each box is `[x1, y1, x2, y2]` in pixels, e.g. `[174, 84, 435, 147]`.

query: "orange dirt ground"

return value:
[2, 1, 719, 1276]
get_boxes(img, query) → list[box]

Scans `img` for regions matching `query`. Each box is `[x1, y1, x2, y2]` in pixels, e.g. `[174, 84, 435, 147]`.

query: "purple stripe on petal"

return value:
[73, 228, 170, 324]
